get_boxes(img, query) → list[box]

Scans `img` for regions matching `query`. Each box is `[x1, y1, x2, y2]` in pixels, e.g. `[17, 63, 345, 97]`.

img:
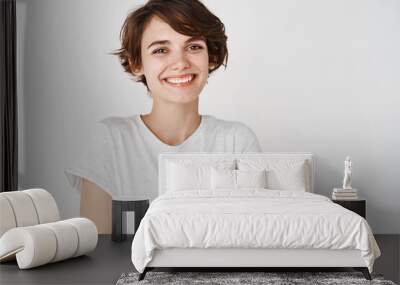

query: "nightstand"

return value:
[332, 199, 366, 218]
[112, 198, 149, 242]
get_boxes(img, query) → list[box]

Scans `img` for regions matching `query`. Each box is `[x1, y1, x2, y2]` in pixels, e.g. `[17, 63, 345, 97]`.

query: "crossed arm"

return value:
[80, 179, 112, 234]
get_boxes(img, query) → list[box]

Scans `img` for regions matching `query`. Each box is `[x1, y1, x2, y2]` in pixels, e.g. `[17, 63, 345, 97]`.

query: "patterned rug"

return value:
[116, 271, 396, 285]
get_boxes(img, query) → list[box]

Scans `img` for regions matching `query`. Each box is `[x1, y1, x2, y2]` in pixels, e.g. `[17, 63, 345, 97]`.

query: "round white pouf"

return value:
[23, 188, 60, 223]
[0, 196, 17, 237]
[0, 218, 98, 269]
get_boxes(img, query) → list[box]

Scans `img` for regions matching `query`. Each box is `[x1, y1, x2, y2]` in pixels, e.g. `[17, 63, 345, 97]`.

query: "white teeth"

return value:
[165, 75, 194, 84]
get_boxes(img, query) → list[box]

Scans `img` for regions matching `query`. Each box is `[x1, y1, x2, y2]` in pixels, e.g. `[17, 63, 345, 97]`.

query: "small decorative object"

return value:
[342, 156, 352, 190]
[332, 156, 358, 200]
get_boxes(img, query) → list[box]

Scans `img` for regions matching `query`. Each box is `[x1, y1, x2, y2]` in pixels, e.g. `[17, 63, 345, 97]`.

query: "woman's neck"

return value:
[141, 99, 201, 146]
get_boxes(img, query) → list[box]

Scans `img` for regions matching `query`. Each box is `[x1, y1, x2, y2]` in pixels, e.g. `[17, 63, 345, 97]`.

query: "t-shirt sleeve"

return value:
[234, 123, 263, 153]
[64, 120, 117, 197]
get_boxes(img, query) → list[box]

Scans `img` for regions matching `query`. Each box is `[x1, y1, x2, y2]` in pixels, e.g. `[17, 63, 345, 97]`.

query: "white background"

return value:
[16, 0, 400, 233]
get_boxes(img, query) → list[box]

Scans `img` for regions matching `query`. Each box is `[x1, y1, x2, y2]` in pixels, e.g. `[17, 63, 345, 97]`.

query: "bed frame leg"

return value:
[354, 267, 371, 280]
[138, 268, 148, 281]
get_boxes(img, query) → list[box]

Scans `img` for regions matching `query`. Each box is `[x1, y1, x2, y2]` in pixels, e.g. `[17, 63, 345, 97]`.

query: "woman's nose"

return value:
[170, 51, 190, 71]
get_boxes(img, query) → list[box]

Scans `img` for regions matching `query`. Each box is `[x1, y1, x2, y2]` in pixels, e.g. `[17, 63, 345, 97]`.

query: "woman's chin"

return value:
[157, 93, 200, 105]
[170, 96, 199, 105]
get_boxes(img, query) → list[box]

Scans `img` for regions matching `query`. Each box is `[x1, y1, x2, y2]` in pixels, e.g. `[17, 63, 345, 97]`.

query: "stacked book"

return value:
[332, 188, 358, 200]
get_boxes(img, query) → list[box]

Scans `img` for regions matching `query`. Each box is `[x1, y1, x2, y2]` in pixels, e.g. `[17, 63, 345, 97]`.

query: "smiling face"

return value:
[134, 16, 211, 104]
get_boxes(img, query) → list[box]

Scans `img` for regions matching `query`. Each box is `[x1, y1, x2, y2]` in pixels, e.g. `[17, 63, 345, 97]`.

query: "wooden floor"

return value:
[0, 235, 398, 285]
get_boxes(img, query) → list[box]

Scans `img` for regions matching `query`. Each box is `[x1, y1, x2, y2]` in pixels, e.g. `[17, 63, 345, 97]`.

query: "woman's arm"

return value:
[80, 179, 112, 234]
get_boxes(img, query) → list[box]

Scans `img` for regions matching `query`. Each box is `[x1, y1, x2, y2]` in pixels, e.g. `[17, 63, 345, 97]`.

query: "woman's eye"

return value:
[152, 45, 204, 55]
[152, 48, 167, 54]
[188, 45, 204, 51]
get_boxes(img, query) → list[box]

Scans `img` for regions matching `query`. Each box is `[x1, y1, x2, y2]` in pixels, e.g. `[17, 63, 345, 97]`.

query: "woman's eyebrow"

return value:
[147, 40, 169, 49]
[147, 36, 205, 49]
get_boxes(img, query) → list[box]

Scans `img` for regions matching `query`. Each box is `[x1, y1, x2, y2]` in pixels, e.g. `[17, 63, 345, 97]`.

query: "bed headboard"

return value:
[158, 152, 315, 196]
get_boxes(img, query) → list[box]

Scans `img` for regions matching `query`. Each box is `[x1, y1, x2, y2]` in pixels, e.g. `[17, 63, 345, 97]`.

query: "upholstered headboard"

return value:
[158, 153, 314, 195]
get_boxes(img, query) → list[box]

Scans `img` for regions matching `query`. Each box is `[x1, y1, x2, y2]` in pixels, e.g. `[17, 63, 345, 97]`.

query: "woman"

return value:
[65, 0, 262, 234]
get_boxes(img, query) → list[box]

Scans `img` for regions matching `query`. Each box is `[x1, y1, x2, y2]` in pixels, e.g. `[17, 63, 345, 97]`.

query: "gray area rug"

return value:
[116, 271, 396, 285]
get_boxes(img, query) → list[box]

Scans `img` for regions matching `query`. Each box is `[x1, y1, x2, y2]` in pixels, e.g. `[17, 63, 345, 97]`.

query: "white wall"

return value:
[17, 0, 400, 233]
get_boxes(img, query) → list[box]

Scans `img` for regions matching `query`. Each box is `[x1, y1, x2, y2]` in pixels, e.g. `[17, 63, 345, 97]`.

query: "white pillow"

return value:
[237, 169, 267, 188]
[166, 159, 235, 191]
[167, 163, 210, 191]
[237, 159, 308, 191]
[211, 168, 268, 190]
[211, 168, 236, 190]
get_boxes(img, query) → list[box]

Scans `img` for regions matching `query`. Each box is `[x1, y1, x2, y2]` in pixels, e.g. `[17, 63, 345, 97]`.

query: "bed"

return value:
[130, 153, 381, 281]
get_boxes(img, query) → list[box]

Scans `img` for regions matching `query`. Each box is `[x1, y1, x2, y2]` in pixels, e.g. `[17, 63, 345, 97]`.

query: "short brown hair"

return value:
[113, 0, 228, 88]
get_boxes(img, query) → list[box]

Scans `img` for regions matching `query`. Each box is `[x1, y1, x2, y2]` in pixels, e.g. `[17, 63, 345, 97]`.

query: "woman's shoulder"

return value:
[98, 115, 138, 128]
[91, 115, 140, 139]
[204, 115, 261, 152]
[97, 114, 143, 131]
[203, 114, 255, 135]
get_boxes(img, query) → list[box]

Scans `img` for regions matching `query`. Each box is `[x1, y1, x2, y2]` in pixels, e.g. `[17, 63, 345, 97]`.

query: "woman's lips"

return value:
[163, 74, 196, 87]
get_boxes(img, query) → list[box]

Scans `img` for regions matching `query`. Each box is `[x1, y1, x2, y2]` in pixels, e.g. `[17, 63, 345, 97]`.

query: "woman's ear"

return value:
[209, 62, 216, 70]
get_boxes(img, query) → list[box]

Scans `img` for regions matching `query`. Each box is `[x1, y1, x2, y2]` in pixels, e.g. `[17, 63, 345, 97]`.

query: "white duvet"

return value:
[131, 189, 380, 273]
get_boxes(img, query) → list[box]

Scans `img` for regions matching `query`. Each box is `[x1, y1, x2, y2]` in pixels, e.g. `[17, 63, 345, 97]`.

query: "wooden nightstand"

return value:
[332, 199, 366, 218]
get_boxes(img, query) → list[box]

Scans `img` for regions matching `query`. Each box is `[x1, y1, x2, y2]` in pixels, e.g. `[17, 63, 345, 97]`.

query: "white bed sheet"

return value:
[131, 189, 380, 273]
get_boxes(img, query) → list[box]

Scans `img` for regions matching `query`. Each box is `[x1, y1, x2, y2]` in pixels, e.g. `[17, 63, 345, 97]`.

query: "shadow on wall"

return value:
[17, 0, 27, 189]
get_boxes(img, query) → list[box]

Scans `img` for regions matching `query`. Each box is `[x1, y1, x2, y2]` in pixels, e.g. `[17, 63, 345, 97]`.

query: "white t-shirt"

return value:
[65, 114, 262, 200]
